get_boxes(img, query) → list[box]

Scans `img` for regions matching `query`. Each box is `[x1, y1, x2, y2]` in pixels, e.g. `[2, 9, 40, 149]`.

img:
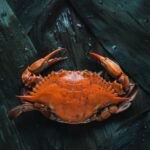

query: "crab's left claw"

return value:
[89, 52, 130, 91]
[22, 48, 67, 86]
[28, 48, 67, 74]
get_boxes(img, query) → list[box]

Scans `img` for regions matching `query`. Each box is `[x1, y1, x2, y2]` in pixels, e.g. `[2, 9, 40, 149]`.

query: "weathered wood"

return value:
[0, 1, 106, 150]
[69, 0, 150, 93]
[7, 0, 66, 33]
[0, 0, 37, 149]
[0, 0, 150, 150]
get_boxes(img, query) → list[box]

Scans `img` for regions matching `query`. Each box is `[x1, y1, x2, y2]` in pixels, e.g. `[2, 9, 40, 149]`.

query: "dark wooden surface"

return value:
[0, 0, 150, 150]
[69, 0, 150, 93]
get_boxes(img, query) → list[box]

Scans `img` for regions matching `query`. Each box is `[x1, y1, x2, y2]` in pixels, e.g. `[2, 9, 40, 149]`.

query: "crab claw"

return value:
[28, 48, 67, 73]
[89, 52, 130, 91]
[22, 48, 67, 86]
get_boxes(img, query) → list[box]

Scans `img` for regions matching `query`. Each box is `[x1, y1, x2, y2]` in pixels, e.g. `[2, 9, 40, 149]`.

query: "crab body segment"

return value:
[8, 48, 137, 124]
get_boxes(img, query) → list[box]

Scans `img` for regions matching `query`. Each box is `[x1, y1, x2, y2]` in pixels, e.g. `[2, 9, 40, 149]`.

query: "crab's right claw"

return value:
[89, 52, 130, 91]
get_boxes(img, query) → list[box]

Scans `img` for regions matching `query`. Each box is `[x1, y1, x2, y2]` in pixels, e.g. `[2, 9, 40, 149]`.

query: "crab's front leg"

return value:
[22, 48, 67, 87]
[89, 52, 130, 91]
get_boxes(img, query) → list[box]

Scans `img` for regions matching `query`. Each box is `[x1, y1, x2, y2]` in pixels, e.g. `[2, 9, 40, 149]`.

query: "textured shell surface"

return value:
[28, 70, 125, 123]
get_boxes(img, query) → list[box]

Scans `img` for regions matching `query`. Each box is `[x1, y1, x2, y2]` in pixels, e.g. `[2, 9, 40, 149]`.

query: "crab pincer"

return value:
[22, 48, 67, 87]
[89, 52, 130, 91]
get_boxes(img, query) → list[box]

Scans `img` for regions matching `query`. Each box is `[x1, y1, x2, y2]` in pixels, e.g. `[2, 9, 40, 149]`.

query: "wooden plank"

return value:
[69, 0, 150, 93]
[0, 1, 150, 150]
[7, 0, 66, 33]
[0, 2, 105, 149]
[0, 0, 37, 149]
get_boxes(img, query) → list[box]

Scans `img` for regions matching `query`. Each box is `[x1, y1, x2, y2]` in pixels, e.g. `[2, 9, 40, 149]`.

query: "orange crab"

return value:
[8, 48, 137, 124]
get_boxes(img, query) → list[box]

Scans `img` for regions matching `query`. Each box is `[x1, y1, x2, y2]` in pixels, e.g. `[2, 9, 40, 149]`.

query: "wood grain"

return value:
[0, 0, 150, 150]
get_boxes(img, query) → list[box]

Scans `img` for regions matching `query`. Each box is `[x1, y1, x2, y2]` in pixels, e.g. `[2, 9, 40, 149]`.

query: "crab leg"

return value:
[89, 52, 130, 91]
[8, 103, 36, 120]
[92, 84, 138, 121]
[22, 48, 67, 87]
[8, 102, 51, 120]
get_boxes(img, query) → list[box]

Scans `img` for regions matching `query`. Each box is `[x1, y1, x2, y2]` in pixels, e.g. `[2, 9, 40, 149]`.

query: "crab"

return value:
[8, 48, 138, 124]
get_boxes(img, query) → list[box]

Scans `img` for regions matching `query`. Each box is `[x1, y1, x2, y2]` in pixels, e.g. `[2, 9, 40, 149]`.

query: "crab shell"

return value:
[8, 49, 138, 124]
[16, 70, 130, 124]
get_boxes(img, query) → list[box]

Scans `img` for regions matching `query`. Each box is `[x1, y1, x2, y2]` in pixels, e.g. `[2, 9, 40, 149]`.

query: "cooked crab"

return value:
[8, 48, 137, 124]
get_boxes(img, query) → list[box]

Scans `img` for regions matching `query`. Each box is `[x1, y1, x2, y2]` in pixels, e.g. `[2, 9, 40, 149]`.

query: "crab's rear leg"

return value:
[8, 102, 36, 120]
[8, 102, 53, 120]
[22, 48, 67, 87]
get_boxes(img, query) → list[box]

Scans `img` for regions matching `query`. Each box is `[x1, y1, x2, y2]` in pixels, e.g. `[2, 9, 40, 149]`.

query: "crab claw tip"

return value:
[62, 56, 68, 60]
[89, 51, 106, 62]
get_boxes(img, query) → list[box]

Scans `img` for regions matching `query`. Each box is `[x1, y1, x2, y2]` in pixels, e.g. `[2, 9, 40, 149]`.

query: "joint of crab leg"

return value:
[118, 73, 130, 91]
[89, 52, 130, 91]
[115, 85, 138, 113]
[22, 68, 42, 87]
